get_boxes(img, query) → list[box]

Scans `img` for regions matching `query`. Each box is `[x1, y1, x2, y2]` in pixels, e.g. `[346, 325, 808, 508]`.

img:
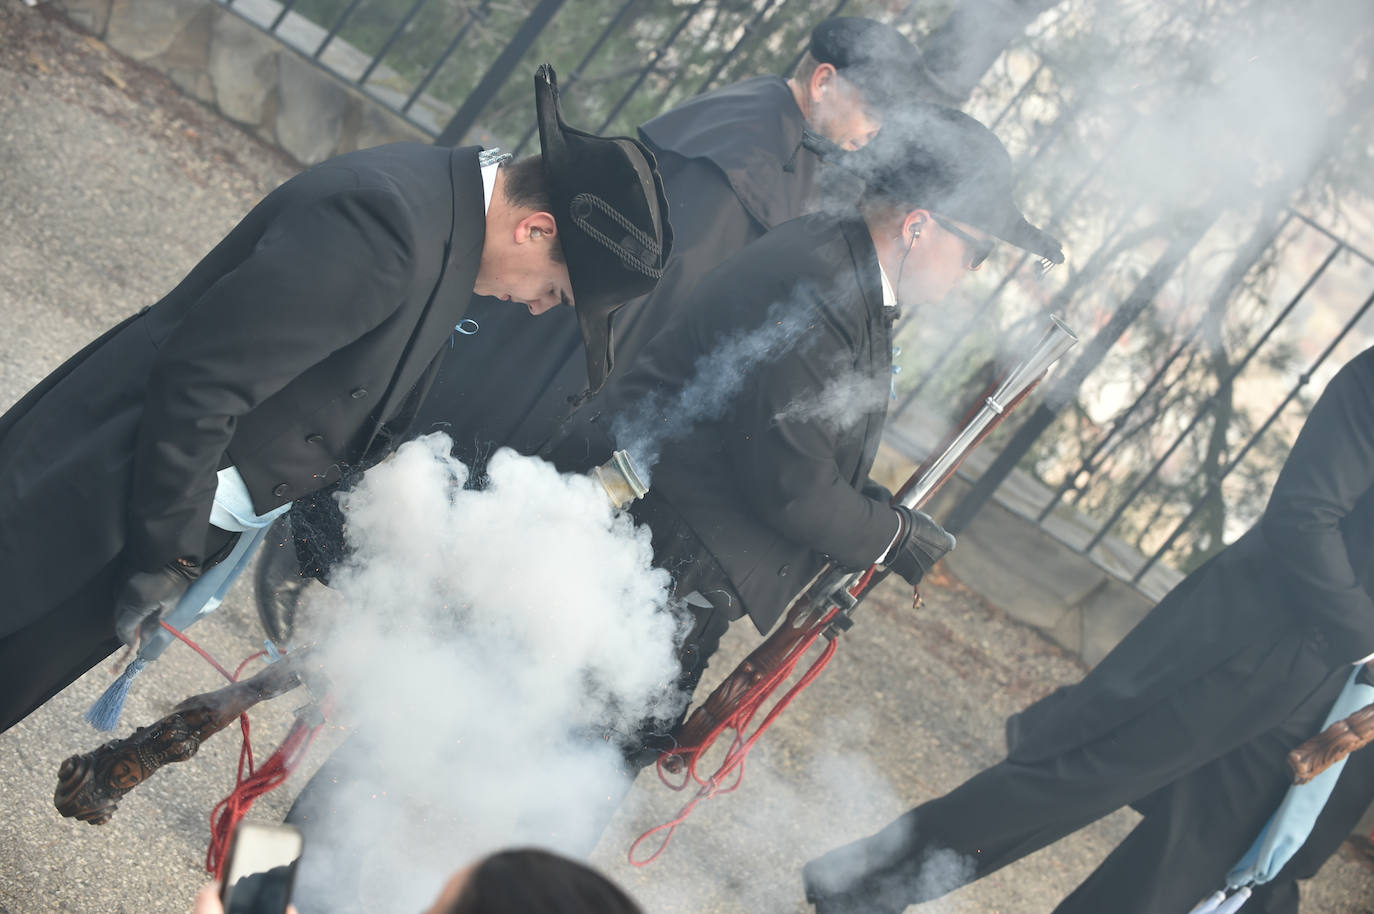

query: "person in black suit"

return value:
[0, 65, 671, 735]
[548, 102, 1065, 764]
[802, 346, 1374, 914]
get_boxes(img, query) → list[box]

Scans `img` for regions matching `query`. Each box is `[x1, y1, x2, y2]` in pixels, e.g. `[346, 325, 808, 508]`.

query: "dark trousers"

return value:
[804, 634, 1360, 914]
[620, 492, 739, 768]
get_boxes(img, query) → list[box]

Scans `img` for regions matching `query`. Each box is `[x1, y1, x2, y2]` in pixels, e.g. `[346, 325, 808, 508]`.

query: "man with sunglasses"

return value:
[934, 214, 997, 268]
[546, 103, 1064, 770]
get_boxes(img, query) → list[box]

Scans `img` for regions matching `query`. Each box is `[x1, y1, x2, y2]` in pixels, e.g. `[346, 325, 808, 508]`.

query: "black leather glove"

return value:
[884, 505, 955, 586]
[113, 559, 200, 646]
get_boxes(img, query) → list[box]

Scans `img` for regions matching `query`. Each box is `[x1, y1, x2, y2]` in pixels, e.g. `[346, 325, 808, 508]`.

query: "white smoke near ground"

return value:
[291, 434, 688, 911]
[587, 708, 987, 914]
[773, 356, 892, 430]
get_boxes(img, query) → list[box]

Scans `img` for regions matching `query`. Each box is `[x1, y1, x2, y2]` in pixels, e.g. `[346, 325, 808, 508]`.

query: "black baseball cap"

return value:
[808, 17, 923, 112]
[849, 102, 1064, 265]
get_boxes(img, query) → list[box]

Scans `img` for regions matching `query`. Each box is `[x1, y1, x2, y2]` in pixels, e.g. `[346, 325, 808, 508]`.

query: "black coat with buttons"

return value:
[0, 142, 485, 640]
[553, 213, 896, 635]
[403, 75, 820, 465]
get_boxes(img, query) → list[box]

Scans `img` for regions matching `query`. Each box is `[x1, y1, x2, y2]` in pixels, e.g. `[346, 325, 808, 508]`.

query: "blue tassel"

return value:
[84, 658, 147, 732]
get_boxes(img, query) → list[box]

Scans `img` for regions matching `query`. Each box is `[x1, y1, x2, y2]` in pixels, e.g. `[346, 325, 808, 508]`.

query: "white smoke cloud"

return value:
[773, 357, 892, 430]
[610, 300, 816, 483]
[291, 434, 688, 910]
[590, 711, 986, 914]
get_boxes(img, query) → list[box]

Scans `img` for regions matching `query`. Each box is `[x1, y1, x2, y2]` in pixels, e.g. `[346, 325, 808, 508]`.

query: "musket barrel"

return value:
[900, 316, 1077, 510]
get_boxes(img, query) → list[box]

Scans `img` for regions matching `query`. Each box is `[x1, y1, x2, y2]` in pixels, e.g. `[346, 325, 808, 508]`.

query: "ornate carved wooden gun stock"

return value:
[663, 317, 1079, 773]
[1288, 699, 1374, 785]
[54, 657, 304, 824]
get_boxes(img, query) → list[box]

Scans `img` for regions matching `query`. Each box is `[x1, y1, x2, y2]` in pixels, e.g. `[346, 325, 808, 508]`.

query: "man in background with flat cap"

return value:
[0, 65, 670, 734]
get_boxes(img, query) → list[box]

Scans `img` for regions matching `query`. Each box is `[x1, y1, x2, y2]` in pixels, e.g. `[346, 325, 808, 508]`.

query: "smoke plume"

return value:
[290, 434, 687, 911]
[609, 300, 816, 484]
[773, 356, 892, 430]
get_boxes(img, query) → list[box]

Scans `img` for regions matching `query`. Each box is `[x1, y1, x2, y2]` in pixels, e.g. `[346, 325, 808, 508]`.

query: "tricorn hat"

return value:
[535, 64, 673, 393]
[847, 102, 1064, 266]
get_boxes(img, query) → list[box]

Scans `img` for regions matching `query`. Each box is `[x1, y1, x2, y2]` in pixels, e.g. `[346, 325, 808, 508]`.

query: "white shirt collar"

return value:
[478, 148, 511, 213]
[877, 260, 898, 310]
[480, 161, 499, 213]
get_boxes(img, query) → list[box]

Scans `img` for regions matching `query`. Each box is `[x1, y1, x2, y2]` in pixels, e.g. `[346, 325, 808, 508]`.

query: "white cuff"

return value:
[876, 510, 903, 565]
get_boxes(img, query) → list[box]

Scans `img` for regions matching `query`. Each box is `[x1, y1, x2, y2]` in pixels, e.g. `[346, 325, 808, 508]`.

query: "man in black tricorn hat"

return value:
[397, 17, 928, 469]
[546, 102, 1065, 770]
[0, 65, 670, 735]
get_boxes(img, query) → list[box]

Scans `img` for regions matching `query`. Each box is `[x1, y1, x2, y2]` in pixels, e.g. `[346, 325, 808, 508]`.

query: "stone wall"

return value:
[49, 0, 430, 164]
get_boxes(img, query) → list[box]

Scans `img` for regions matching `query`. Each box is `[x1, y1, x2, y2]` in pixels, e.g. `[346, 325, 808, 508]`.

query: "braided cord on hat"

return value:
[570, 192, 665, 279]
[478, 148, 513, 167]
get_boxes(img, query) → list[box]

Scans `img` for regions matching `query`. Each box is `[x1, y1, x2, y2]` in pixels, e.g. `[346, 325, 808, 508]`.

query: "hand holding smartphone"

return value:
[218, 823, 304, 914]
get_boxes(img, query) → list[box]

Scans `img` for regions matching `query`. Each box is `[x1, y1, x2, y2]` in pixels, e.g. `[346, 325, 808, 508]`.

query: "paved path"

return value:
[0, 5, 1369, 912]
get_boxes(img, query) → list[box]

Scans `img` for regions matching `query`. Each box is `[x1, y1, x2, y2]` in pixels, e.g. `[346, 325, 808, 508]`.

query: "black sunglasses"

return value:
[931, 214, 995, 270]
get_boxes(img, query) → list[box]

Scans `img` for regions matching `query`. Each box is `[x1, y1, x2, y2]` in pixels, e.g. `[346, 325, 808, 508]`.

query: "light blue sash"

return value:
[1226, 665, 1374, 887]
[1190, 664, 1374, 912]
[85, 468, 291, 730]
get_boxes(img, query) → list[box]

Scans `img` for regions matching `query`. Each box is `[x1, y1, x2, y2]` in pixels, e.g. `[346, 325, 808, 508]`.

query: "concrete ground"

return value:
[0, 4, 1370, 912]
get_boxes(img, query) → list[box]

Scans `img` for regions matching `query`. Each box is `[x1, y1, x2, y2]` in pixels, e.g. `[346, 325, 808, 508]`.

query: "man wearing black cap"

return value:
[397, 17, 927, 469]
[0, 65, 670, 734]
[547, 102, 1064, 768]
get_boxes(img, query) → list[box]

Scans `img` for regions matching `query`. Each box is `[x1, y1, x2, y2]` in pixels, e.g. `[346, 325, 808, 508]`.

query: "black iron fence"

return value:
[211, 0, 1374, 599]
[211, 0, 858, 143]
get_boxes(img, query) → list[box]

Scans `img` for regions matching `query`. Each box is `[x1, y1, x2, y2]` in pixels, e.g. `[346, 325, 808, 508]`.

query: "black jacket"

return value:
[404, 76, 820, 465]
[0, 143, 485, 637]
[555, 214, 897, 634]
[1007, 346, 1374, 762]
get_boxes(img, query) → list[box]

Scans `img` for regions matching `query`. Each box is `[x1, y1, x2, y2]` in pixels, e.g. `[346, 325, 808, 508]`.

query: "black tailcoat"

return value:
[405, 76, 820, 464]
[0, 142, 484, 649]
[1008, 345, 1374, 761]
[803, 347, 1374, 914]
[558, 213, 897, 635]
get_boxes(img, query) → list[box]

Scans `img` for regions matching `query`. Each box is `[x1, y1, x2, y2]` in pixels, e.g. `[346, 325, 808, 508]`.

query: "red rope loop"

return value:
[156, 622, 325, 878]
[628, 566, 873, 865]
[206, 713, 325, 878]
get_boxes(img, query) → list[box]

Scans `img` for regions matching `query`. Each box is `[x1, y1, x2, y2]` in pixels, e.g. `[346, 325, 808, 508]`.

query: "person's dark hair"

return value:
[444, 849, 642, 914]
[857, 192, 913, 231]
[500, 156, 565, 264]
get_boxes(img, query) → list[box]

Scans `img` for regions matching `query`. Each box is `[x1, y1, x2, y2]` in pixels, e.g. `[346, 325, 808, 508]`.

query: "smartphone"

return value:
[220, 822, 304, 914]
